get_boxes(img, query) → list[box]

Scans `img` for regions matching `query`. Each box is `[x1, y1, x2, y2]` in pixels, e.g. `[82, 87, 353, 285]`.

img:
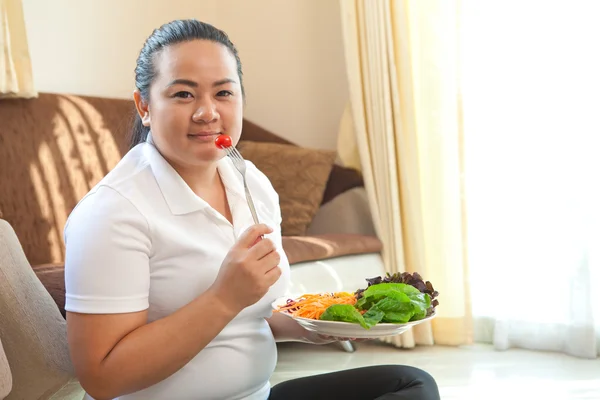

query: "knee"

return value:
[414, 367, 437, 389]
[389, 365, 440, 397]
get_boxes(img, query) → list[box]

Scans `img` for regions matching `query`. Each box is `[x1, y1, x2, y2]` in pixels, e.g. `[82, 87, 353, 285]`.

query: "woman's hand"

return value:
[210, 224, 281, 314]
[266, 312, 371, 344]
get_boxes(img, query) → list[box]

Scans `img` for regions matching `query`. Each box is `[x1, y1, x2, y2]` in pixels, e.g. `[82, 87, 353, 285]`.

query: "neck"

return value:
[170, 159, 221, 196]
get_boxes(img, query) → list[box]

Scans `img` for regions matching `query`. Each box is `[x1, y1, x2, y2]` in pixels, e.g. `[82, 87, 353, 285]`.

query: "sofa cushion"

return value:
[0, 93, 133, 266]
[321, 164, 364, 206]
[237, 141, 337, 236]
[282, 234, 382, 265]
[239, 121, 364, 206]
[307, 187, 376, 237]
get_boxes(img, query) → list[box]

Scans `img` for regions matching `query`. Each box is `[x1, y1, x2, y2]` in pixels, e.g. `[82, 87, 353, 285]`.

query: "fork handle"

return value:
[243, 181, 260, 225]
[243, 182, 266, 245]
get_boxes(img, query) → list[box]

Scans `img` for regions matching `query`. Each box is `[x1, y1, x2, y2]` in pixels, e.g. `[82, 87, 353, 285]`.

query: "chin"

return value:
[187, 148, 225, 165]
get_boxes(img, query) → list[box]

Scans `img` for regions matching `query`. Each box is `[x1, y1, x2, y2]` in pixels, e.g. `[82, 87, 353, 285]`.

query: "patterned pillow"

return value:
[237, 141, 337, 236]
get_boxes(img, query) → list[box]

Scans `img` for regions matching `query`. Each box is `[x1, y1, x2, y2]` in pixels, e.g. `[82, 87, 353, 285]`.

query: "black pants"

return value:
[268, 365, 440, 400]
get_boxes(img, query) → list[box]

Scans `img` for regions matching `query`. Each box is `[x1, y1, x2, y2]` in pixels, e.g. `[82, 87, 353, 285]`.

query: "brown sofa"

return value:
[0, 93, 381, 399]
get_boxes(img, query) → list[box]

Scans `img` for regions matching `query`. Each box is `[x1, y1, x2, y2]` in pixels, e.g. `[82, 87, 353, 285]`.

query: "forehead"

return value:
[153, 39, 238, 82]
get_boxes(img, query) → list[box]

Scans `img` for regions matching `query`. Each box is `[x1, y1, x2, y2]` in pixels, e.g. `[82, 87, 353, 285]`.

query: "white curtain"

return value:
[462, 0, 600, 358]
[0, 0, 35, 98]
[338, 0, 471, 348]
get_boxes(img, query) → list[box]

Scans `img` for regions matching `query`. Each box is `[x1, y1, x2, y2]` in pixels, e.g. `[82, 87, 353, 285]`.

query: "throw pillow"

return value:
[237, 141, 337, 236]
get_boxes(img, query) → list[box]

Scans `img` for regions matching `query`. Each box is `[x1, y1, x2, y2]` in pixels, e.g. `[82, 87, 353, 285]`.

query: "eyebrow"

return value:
[166, 78, 237, 88]
[213, 78, 237, 87]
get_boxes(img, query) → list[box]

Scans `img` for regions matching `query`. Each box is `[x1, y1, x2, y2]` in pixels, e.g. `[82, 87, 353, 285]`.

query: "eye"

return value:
[174, 91, 193, 99]
[217, 90, 233, 97]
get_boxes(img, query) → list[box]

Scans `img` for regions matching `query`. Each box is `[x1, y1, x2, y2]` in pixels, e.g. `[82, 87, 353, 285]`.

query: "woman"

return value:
[64, 19, 440, 400]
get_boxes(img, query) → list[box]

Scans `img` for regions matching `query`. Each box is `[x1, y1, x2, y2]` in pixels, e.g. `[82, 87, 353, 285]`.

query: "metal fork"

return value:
[222, 146, 260, 225]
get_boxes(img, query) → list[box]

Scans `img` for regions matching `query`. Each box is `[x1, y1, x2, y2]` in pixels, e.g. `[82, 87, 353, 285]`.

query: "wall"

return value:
[21, 0, 218, 99]
[21, 0, 348, 150]
[215, 0, 348, 150]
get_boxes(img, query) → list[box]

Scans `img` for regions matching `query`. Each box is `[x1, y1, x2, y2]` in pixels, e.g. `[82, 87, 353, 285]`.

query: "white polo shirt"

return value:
[64, 135, 291, 400]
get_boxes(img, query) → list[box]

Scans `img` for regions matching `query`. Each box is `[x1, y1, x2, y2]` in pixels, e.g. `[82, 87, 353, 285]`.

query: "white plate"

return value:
[271, 296, 437, 339]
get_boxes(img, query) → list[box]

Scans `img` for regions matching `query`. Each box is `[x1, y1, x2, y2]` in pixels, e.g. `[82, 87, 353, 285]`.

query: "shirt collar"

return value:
[143, 132, 246, 216]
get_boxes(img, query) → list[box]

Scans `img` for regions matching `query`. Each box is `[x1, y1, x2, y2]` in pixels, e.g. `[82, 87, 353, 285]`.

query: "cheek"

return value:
[151, 103, 190, 129]
[221, 101, 243, 137]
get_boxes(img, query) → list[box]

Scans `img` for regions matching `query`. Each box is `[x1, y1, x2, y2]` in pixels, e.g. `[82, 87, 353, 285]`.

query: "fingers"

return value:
[318, 335, 364, 342]
[251, 236, 263, 247]
[248, 237, 278, 261]
[236, 224, 273, 249]
[255, 249, 281, 274]
[263, 264, 282, 285]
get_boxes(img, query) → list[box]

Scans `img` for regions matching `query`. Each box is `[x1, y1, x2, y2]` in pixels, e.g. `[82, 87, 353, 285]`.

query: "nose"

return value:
[192, 98, 219, 123]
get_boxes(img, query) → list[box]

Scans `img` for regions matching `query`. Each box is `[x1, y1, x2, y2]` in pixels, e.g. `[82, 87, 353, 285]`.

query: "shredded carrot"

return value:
[276, 292, 357, 320]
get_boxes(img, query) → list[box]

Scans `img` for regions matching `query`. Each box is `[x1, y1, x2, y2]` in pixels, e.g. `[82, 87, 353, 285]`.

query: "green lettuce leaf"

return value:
[362, 307, 385, 327]
[370, 297, 415, 323]
[407, 292, 431, 321]
[356, 283, 418, 310]
[319, 304, 381, 329]
[356, 283, 431, 323]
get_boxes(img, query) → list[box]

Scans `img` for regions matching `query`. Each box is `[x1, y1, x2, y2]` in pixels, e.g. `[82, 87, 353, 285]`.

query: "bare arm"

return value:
[68, 224, 281, 400]
[68, 289, 235, 400]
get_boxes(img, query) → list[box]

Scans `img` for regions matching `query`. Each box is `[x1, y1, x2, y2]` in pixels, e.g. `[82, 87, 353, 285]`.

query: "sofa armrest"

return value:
[282, 234, 382, 265]
[306, 187, 376, 237]
[0, 219, 81, 399]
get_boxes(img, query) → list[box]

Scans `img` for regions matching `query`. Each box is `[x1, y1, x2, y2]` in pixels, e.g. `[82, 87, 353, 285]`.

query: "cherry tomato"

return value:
[215, 135, 233, 148]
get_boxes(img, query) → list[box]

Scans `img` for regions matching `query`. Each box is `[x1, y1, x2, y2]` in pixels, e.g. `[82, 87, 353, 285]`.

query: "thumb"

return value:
[236, 224, 273, 248]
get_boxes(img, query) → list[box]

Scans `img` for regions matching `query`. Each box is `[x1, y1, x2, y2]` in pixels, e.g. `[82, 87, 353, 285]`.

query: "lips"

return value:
[187, 132, 220, 137]
[187, 132, 222, 143]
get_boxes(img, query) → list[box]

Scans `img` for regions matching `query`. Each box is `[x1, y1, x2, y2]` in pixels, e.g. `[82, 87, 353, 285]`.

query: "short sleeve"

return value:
[64, 185, 152, 314]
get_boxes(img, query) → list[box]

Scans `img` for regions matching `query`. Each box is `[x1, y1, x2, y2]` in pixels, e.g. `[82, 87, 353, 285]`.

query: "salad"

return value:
[276, 272, 439, 330]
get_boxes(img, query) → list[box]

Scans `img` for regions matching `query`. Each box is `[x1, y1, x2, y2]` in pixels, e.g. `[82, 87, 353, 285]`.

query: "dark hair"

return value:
[130, 19, 244, 149]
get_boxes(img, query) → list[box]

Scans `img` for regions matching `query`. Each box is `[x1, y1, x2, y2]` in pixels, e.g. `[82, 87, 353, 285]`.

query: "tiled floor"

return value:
[272, 341, 600, 399]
